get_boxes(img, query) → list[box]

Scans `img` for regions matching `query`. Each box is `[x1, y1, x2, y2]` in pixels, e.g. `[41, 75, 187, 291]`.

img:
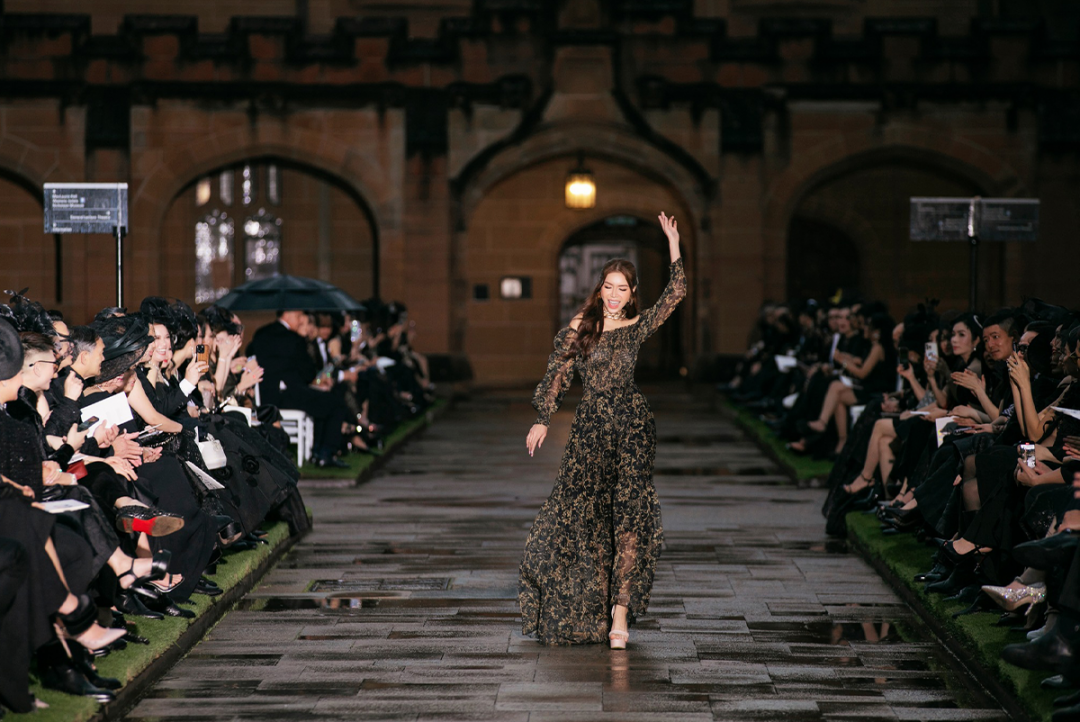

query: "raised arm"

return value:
[636, 212, 686, 341]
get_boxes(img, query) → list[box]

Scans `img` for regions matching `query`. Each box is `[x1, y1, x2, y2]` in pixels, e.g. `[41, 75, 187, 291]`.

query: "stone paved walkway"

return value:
[125, 390, 1007, 721]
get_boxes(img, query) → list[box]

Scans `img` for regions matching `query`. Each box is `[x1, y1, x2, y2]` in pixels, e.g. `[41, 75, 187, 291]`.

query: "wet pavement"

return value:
[125, 389, 1007, 721]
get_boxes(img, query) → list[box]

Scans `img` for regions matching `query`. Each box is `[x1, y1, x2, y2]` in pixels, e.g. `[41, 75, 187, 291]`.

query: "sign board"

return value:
[978, 198, 1039, 241]
[910, 198, 973, 241]
[43, 183, 128, 234]
[910, 197, 1039, 242]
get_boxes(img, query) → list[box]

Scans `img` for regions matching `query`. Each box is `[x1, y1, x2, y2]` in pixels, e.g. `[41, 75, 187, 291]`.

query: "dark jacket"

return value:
[246, 321, 319, 405]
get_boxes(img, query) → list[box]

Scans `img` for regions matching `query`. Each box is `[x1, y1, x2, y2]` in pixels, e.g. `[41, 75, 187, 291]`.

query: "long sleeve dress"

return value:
[519, 258, 686, 645]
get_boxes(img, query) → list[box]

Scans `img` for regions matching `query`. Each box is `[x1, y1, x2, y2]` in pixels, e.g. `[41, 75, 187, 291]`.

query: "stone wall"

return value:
[0, 1, 1076, 384]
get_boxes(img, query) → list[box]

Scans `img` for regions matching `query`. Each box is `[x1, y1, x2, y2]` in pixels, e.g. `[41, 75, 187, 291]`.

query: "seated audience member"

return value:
[725, 296, 1080, 717]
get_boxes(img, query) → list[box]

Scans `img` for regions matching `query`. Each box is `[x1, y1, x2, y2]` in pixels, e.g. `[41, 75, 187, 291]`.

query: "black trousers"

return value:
[0, 537, 28, 619]
[279, 385, 351, 458]
[0, 502, 69, 713]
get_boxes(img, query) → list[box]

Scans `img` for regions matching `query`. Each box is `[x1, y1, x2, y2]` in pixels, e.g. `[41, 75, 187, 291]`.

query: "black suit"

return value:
[247, 321, 349, 459]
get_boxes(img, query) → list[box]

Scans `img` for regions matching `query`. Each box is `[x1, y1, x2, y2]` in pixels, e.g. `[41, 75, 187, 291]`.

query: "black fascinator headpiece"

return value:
[5, 289, 56, 337]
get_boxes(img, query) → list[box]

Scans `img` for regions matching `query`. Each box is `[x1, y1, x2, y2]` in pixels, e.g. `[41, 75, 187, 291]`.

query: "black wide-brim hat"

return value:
[0, 316, 23, 382]
[92, 313, 153, 382]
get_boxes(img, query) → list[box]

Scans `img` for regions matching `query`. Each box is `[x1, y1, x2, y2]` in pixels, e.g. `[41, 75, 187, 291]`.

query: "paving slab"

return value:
[124, 389, 1005, 722]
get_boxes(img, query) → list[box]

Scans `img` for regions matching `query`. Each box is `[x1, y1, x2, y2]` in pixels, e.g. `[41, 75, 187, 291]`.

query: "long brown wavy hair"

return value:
[565, 258, 640, 359]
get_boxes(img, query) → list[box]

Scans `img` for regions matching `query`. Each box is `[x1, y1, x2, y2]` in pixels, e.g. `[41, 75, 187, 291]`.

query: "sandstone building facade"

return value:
[0, 0, 1077, 385]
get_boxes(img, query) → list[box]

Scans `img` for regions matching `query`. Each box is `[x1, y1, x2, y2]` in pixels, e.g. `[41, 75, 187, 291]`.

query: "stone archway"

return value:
[760, 132, 1026, 304]
[456, 123, 711, 233]
[458, 153, 694, 386]
[785, 156, 991, 310]
[156, 156, 380, 310]
[0, 167, 61, 309]
[128, 110, 401, 306]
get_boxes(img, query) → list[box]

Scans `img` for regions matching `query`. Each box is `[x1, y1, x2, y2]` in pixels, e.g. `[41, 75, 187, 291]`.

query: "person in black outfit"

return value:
[246, 310, 354, 468]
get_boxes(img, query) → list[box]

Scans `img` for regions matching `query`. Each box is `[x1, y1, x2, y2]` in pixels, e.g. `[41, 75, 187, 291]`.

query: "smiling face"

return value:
[151, 323, 172, 364]
[599, 271, 634, 317]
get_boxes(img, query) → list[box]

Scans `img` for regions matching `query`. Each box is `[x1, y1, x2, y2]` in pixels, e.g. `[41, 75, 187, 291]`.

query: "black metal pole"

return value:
[114, 226, 124, 307]
[969, 235, 978, 312]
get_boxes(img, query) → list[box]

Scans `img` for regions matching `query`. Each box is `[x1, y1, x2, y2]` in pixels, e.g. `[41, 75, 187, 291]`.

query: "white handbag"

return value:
[195, 429, 227, 470]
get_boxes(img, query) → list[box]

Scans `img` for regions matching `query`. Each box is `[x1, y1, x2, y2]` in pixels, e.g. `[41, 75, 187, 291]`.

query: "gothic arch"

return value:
[760, 130, 1026, 299]
[455, 123, 712, 235]
[0, 133, 79, 192]
[137, 134, 392, 246]
[792, 195, 881, 257]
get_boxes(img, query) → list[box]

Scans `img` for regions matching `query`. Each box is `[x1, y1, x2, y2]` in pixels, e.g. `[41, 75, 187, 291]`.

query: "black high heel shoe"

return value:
[940, 540, 986, 567]
[842, 473, 874, 497]
[115, 506, 185, 537]
[847, 487, 880, 513]
[117, 549, 171, 589]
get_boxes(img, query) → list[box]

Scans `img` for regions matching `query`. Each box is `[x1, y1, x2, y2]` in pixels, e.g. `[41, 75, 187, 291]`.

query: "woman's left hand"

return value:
[1007, 354, 1030, 387]
[951, 369, 984, 392]
[42, 461, 62, 486]
[658, 212, 679, 244]
[1016, 462, 1040, 486]
[236, 360, 264, 393]
[1016, 460, 1051, 487]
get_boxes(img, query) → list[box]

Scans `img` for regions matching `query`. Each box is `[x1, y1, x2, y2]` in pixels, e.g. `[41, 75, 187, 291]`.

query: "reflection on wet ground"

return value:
[126, 391, 1005, 722]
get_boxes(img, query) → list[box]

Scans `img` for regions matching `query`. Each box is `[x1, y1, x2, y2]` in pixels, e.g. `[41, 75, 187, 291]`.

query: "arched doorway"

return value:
[459, 152, 693, 386]
[158, 158, 378, 308]
[786, 217, 860, 302]
[559, 215, 683, 378]
[787, 160, 993, 311]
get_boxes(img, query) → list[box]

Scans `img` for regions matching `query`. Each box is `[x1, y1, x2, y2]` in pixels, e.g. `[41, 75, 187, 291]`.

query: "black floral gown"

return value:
[519, 258, 686, 645]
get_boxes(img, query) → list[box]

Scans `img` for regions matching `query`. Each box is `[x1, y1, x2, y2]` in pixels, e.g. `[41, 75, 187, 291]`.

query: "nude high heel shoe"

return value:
[981, 582, 1046, 612]
[609, 606, 629, 650]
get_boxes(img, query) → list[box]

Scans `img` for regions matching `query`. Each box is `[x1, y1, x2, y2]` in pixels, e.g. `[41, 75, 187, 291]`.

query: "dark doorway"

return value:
[559, 215, 684, 378]
[786, 216, 860, 302]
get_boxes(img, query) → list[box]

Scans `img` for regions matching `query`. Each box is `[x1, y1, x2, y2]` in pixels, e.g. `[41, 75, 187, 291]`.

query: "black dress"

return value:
[519, 258, 686, 646]
[0, 410, 69, 713]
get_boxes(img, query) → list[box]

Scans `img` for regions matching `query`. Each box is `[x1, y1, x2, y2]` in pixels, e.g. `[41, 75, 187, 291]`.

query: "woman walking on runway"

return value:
[519, 211, 686, 648]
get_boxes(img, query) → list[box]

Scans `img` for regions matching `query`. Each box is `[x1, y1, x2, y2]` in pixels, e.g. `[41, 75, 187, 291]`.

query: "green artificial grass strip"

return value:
[847, 510, 1060, 722]
[9, 520, 294, 722]
[298, 399, 447, 479]
[723, 399, 834, 481]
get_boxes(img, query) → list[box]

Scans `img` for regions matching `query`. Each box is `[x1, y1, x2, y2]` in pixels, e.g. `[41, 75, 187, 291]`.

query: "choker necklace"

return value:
[602, 308, 626, 321]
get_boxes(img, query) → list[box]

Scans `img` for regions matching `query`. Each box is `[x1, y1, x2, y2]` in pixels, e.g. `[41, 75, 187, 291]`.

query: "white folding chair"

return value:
[279, 409, 314, 467]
